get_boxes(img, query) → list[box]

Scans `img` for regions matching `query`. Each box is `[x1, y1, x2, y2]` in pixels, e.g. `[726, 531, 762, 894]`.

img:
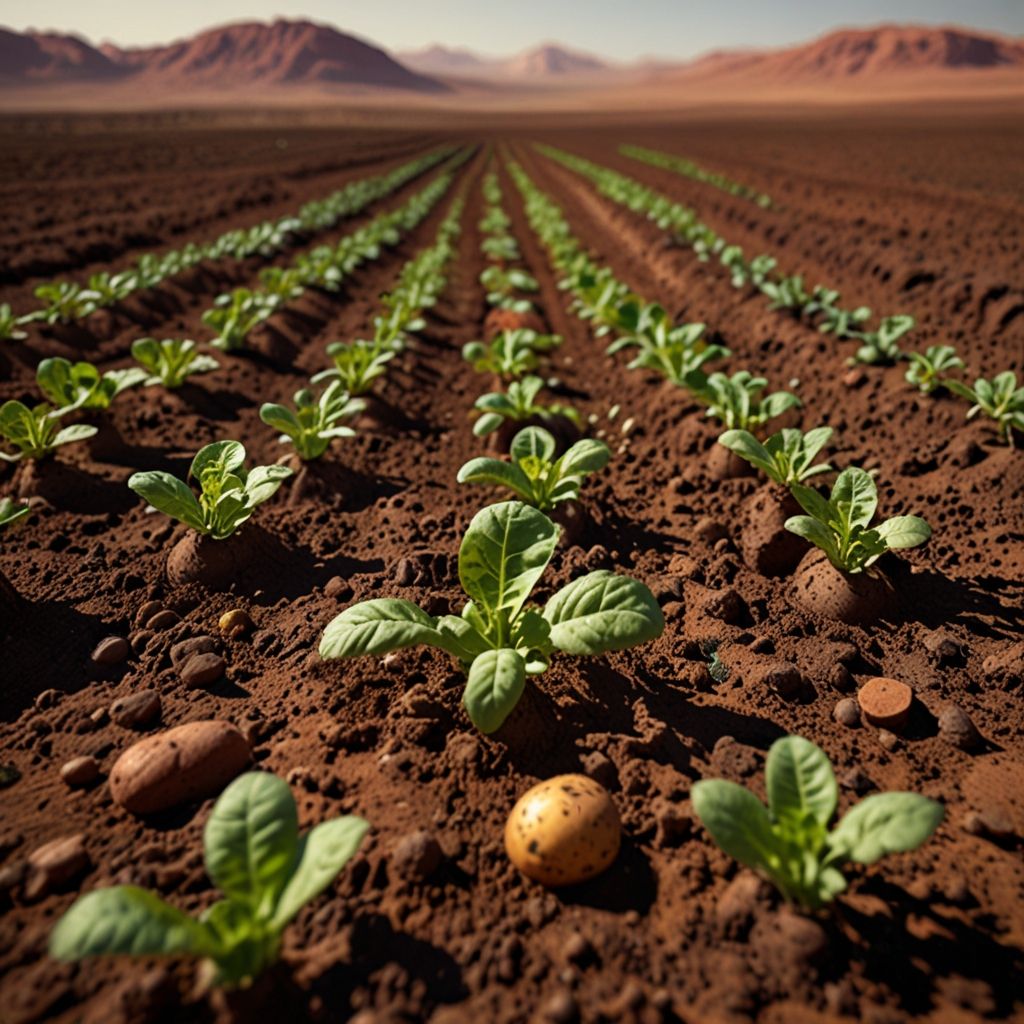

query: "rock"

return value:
[130, 629, 155, 654]
[877, 729, 900, 751]
[828, 663, 856, 692]
[25, 834, 89, 899]
[715, 872, 763, 937]
[393, 558, 416, 586]
[541, 991, 578, 1023]
[981, 642, 1024, 689]
[962, 810, 1015, 841]
[938, 704, 982, 751]
[858, 677, 912, 731]
[391, 830, 443, 880]
[110, 689, 162, 730]
[563, 932, 594, 965]
[218, 608, 254, 638]
[170, 635, 218, 669]
[843, 368, 866, 388]
[91, 636, 130, 666]
[756, 662, 807, 703]
[146, 609, 180, 631]
[701, 588, 745, 624]
[579, 750, 617, 789]
[110, 720, 250, 815]
[180, 652, 226, 689]
[924, 631, 961, 665]
[839, 767, 874, 793]
[135, 600, 163, 626]
[833, 698, 860, 728]
[60, 756, 100, 787]
[323, 576, 352, 601]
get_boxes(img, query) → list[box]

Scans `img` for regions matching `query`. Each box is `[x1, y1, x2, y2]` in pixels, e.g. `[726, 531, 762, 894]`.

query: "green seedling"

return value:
[849, 315, 916, 366]
[131, 338, 220, 389]
[718, 426, 833, 486]
[0, 498, 30, 530]
[697, 371, 800, 431]
[472, 376, 579, 437]
[479, 266, 539, 311]
[202, 289, 277, 352]
[0, 304, 27, 341]
[36, 357, 146, 414]
[312, 340, 395, 395]
[0, 401, 97, 462]
[457, 426, 609, 511]
[320, 501, 663, 733]
[903, 345, 964, 394]
[462, 329, 560, 380]
[259, 381, 365, 461]
[945, 371, 1024, 446]
[692, 735, 943, 910]
[30, 282, 101, 324]
[50, 772, 368, 987]
[785, 466, 931, 574]
[128, 440, 292, 538]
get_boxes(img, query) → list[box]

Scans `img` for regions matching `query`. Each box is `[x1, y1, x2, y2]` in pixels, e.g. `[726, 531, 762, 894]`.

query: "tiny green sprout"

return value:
[472, 376, 580, 437]
[718, 426, 833, 486]
[903, 345, 964, 394]
[0, 498, 31, 530]
[259, 381, 365, 461]
[785, 466, 931, 574]
[202, 289, 276, 352]
[945, 371, 1024, 446]
[457, 426, 610, 511]
[697, 371, 801, 431]
[760, 273, 811, 312]
[30, 281, 101, 324]
[0, 304, 27, 341]
[849, 315, 916, 366]
[128, 440, 292, 538]
[462, 329, 560, 381]
[692, 735, 943, 910]
[481, 233, 521, 263]
[0, 401, 97, 462]
[257, 267, 305, 306]
[36, 357, 146, 414]
[479, 266, 539, 311]
[311, 340, 395, 395]
[50, 772, 368, 987]
[320, 501, 663, 733]
[131, 338, 220, 389]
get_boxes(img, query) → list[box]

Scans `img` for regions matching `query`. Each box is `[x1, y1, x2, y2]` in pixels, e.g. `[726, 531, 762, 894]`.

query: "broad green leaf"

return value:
[53, 424, 99, 446]
[191, 440, 245, 483]
[270, 817, 369, 929]
[458, 501, 559, 623]
[128, 470, 207, 532]
[511, 426, 556, 463]
[827, 792, 944, 864]
[691, 780, 780, 874]
[456, 457, 535, 502]
[320, 599, 440, 659]
[259, 403, 302, 435]
[434, 614, 491, 661]
[832, 467, 878, 531]
[719, 429, 774, 477]
[50, 886, 218, 961]
[765, 736, 837, 833]
[544, 570, 664, 654]
[784, 515, 839, 561]
[473, 412, 504, 437]
[244, 464, 293, 506]
[789, 482, 833, 525]
[463, 648, 526, 733]
[204, 773, 298, 922]
[874, 515, 931, 550]
[556, 438, 610, 477]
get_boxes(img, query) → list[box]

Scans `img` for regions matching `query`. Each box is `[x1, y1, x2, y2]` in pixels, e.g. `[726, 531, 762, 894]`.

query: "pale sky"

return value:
[3, 0, 1022, 61]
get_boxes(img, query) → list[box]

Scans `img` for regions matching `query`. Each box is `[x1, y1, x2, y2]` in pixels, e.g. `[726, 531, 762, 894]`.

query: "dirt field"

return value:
[0, 104, 1022, 1024]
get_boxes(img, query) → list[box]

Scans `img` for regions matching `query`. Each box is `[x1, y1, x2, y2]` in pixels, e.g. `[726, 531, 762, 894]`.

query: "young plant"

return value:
[320, 501, 663, 733]
[479, 266, 539, 311]
[462, 329, 560, 380]
[481, 234, 521, 263]
[311, 340, 395, 395]
[903, 345, 964, 394]
[0, 401, 97, 462]
[472, 376, 579, 437]
[131, 338, 220, 389]
[945, 371, 1024, 446]
[0, 304, 27, 341]
[259, 381, 365, 461]
[697, 371, 800, 431]
[0, 498, 30, 530]
[692, 735, 943, 910]
[36, 358, 146, 414]
[457, 426, 610, 511]
[718, 426, 833, 487]
[30, 282, 100, 324]
[50, 772, 368, 987]
[202, 289, 276, 352]
[785, 466, 931, 574]
[128, 440, 292, 538]
[849, 315, 915, 366]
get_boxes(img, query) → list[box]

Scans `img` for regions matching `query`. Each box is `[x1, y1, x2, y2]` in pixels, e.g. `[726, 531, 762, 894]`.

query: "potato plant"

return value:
[692, 735, 943, 910]
[320, 501, 663, 732]
[131, 338, 220, 389]
[462, 329, 561, 380]
[718, 426, 833, 486]
[472, 376, 579, 437]
[50, 772, 368, 987]
[785, 467, 931, 573]
[904, 345, 964, 394]
[260, 381, 364, 461]
[313, 340, 395, 394]
[36, 357, 146, 414]
[458, 426, 610, 511]
[848, 315, 916, 366]
[128, 441, 292, 538]
[0, 401, 97, 462]
[946, 370, 1024, 445]
[697, 371, 801, 431]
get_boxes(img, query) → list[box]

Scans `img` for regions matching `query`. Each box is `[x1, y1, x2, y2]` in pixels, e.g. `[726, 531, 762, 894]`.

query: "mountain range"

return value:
[1, 19, 1022, 101]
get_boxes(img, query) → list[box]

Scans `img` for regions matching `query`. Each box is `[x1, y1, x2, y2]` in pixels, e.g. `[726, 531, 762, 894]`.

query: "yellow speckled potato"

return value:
[504, 773, 621, 887]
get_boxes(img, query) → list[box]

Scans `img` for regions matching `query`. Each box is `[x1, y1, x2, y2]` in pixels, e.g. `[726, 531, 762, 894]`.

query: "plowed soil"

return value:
[0, 106, 1022, 1024]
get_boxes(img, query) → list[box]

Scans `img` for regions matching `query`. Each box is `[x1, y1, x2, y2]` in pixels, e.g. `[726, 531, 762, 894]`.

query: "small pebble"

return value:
[146, 609, 180, 631]
[563, 932, 594, 964]
[218, 609, 253, 637]
[833, 698, 860, 728]
[827, 663, 855, 692]
[25, 834, 90, 900]
[323, 576, 352, 601]
[938, 704, 982, 751]
[541, 991, 578, 1023]
[91, 636, 130, 666]
[60, 756, 100, 788]
[110, 690, 162, 730]
[757, 662, 806, 703]
[858, 677, 912, 731]
[135, 601, 163, 626]
[391, 830, 443, 880]
[180, 652, 226, 689]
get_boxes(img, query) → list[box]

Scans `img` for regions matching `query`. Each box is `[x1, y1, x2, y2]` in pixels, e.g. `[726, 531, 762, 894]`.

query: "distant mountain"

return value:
[501, 44, 609, 76]
[0, 19, 446, 93]
[667, 24, 1024, 83]
[398, 43, 490, 76]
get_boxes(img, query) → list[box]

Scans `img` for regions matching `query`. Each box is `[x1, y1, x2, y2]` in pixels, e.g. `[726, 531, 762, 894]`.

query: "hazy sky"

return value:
[5, 0, 1023, 60]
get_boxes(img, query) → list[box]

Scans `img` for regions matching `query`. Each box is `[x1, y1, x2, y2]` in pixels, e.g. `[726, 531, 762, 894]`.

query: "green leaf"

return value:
[270, 817, 369, 929]
[556, 438, 610, 477]
[259, 403, 302, 435]
[456, 457, 535, 502]
[691, 780, 780, 874]
[204, 773, 298, 923]
[510, 426, 556, 463]
[765, 736, 837, 833]
[463, 648, 526, 733]
[874, 515, 931, 550]
[784, 515, 839, 562]
[827, 792, 944, 865]
[832, 467, 878, 531]
[319, 599, 440, 659]
[718, 429, 774, 478]
[243, 465, 293, 506]
[128, 470, 207, 532]
[543, 570, 664, 654]
[53, 424, 99, 446]
[458, 501, 559, 623]
[50, 886, 219, 961]
[191, 440, 245, 483]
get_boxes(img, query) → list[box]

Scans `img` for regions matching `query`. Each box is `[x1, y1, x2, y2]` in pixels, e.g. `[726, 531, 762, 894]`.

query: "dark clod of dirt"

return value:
[833, 698, 861, 728]
[391, 830, 444, 880]
[166, 531, 250, 589]
[701, 587, 746, 624]
[791, 552, 897, 623]
[90, 636, 131, 667]
[180, 651, 226, 689]
[938, 703, 983, 751]
[755, 661, 808, 703]
[110, 689, 162, 729]
[170, 635, 218, 669]
[25, 834, 90, 901]
[579, 749, 617, 789]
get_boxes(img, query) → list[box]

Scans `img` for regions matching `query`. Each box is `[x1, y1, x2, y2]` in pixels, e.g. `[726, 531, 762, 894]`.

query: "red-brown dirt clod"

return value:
[938, 703, 983, 751]
[110, 689, 162, 730]
[109, 720, 250, 815]
[90, 636, 131, 666]
[60, 756, 100, 788]
[858, 677, 913, 731]
[180, 651, 226, 689]
[791, 551, 898, 623]
[166, 531, 250, 589]
[740, 485, 807, 577]
[24, 834, 90, 900]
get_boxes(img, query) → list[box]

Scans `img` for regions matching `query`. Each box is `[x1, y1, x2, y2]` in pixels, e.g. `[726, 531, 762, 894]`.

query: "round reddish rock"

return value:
[146, 609, 180, 631]
[25, 834, 90, 899]
[91, 636, 130, 666]
[110, 720, 250, 815]
[180, 652, 226, 689]
[60, 756, 100, 788]
[858, 677, 913, 731]
[110, 689, 162, 730]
